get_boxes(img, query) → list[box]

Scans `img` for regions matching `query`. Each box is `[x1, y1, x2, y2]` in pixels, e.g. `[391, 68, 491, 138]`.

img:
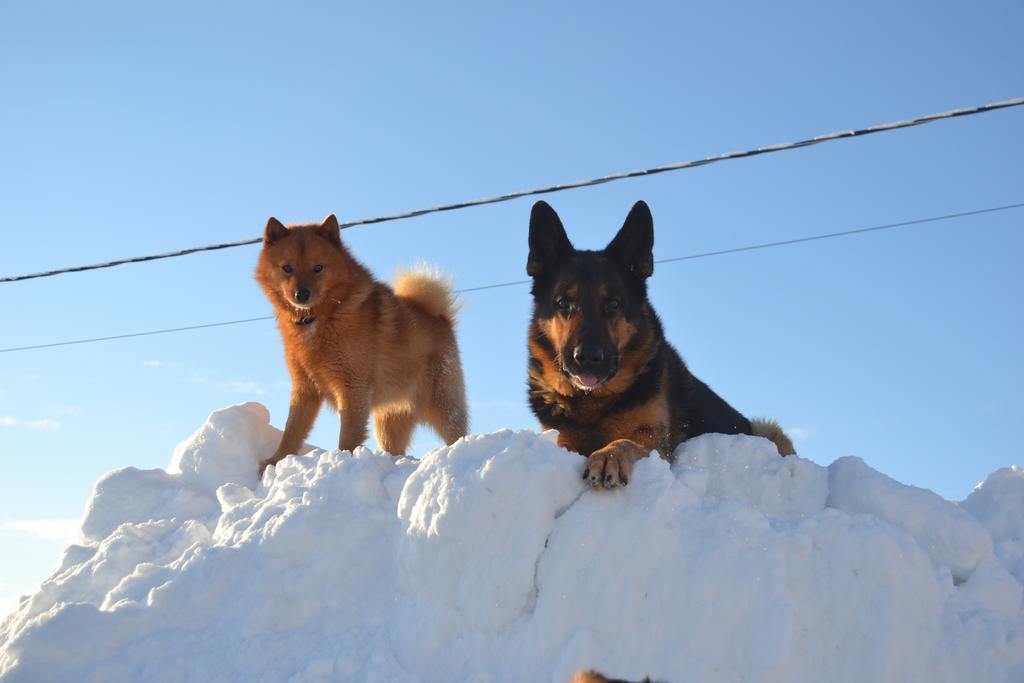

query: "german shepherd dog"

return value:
[255, 214, 468, 474]
[527, 200, 794, 489]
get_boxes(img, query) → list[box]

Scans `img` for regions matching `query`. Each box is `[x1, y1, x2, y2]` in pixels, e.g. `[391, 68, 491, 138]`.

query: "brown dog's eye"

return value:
[555, 297, 571, 313]
[282, 265, 293, 274]
[605, 298, 621, 315]
[313, 265, 323, 273]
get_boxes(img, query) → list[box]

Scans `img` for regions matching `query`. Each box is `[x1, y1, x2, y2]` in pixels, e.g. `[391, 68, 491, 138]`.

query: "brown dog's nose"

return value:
[573, 344, 604, 367]
[294, 288, 310, 303]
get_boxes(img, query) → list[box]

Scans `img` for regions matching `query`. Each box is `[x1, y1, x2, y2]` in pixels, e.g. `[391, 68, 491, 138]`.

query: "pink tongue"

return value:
[576, 373, 599, 387]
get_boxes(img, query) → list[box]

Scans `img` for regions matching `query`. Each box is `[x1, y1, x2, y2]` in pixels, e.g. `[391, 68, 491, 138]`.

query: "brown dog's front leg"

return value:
[338, 390, 370, 452]
[583, 439, 663, 490]
[260, 389, 323, 474]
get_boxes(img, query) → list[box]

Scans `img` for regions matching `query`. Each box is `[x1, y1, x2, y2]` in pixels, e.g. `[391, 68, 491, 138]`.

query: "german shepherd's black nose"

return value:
[294, 288, 311, 303]
[573, 344, 604, 367]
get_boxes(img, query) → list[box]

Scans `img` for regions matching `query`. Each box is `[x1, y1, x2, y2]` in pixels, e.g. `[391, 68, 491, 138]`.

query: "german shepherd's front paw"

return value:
[583, 439, 652, 489]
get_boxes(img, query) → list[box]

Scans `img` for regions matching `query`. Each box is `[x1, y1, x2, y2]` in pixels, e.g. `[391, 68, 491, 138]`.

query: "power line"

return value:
[2, 96, 1021, 285]
[654, 202, 1024, 264]
[2, 200, 1020, 354]
[0, 317, 275, 354]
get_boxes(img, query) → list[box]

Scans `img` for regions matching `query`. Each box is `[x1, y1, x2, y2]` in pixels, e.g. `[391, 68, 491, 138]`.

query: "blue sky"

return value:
[1, 1, 1022, 614]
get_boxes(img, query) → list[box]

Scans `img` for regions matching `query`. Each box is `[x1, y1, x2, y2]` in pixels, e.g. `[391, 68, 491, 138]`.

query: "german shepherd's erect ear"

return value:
[605, 200, 654, 279]
[527, 201, 574, 277]
[317, 213, 343, 248]
[264, 217, 289, 245]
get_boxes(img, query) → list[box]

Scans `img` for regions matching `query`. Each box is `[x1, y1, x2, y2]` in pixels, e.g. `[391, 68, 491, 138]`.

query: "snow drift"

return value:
[1, 403, 1022, 682]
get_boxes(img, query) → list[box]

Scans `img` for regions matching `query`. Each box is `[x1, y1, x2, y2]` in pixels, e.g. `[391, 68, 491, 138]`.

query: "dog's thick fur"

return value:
[570, 672, 657, 683]
[255, 215, 468, 473]
[526, 200, 794, 489]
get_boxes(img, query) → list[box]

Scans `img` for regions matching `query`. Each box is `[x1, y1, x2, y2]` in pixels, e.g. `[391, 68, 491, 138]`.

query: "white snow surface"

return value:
[1, 403, 1022, 682]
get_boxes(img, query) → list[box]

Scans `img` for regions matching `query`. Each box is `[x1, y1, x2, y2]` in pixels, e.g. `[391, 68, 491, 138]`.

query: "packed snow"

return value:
[1, 403, 1021, 682]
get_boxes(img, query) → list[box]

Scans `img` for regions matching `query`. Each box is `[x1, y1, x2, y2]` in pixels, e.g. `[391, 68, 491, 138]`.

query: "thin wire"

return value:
[2, 96, 1021, 284]
[655, 202, 1024, 264]
[2, 201, 1020, 354]
[0, 317, 275, 354]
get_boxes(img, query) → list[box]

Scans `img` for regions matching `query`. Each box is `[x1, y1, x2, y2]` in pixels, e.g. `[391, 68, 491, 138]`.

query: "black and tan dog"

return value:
[526, 200, 794, 490]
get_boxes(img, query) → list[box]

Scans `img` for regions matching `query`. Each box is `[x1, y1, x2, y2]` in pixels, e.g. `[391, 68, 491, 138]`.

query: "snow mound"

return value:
[827, 455, 994, 579]
[962, 466, 1024, 583]
[1, 404, 1022, 682]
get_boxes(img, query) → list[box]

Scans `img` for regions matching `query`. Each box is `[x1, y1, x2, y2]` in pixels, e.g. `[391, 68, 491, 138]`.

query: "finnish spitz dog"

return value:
[570, 672, 657, 683]
[255, 214, 468, 473]
[526, 200, 794, 489]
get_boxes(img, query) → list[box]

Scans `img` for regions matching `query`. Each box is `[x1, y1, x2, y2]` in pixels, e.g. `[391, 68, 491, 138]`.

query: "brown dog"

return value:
[255, 214, 468, 473]
[570, 671, 659, 683]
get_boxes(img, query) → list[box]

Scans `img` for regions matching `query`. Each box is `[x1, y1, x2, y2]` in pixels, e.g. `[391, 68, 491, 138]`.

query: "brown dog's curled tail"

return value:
[394, 267, 460, 321]
[750, 417, 796, 456]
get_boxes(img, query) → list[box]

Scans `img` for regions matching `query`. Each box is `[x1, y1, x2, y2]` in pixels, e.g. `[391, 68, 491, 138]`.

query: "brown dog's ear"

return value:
[317, 213, 342, 247]
[527, 201, 573, 277]
[264, 217, 289, 246]
[605, 200, 654, 279]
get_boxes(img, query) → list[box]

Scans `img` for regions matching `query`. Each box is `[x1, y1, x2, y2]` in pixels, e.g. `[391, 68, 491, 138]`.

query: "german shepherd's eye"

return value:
[282, 265, 293, 274]
[555, 296, 572, 313]
[313, 265, 324, 273]
[605, 298, 621, 315]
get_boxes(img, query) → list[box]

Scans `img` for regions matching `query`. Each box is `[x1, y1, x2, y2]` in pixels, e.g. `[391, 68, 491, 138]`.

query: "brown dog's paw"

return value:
[582, 439, 652, 490]
[258, 454, 284, 476]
